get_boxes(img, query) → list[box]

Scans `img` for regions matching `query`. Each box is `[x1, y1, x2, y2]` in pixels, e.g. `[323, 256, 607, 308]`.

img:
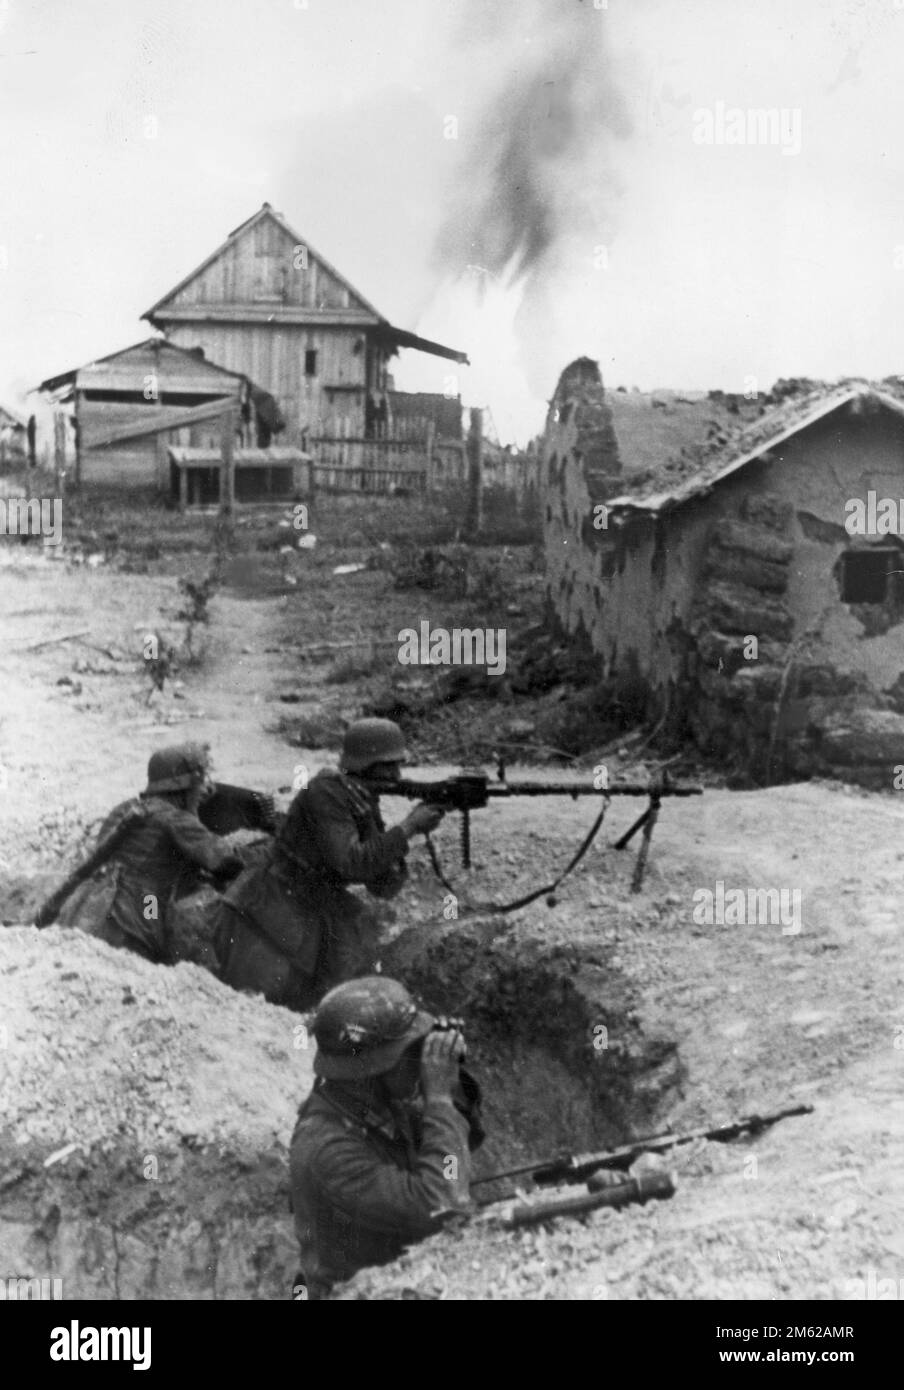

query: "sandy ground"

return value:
[2, 538, 903, 1299]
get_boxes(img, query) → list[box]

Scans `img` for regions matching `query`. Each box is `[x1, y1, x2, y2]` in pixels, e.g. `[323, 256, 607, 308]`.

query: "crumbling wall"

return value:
[683, 493, 795, 779]
[543, 367, 904, 783]
[542, 359, 715, 728]
[692, 411, 904, 784]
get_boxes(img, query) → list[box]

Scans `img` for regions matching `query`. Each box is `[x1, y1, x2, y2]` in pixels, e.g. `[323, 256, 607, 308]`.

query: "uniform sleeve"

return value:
[164, 808, 244, 874]
[305, 777, 409, 885]
[309, 1099, 472, 1241]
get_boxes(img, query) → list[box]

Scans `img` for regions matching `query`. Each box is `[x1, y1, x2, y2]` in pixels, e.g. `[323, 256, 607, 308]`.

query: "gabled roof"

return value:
[603, 379, 904, 517]
[143, 202, 384, 323]
[37, 337, 244, 396]
[142, 203, 469, 365]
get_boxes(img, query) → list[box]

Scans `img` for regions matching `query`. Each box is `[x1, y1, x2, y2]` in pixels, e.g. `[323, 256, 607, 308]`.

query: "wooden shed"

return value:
[38, 339, 249, 492]
[168, 445, 311, 509]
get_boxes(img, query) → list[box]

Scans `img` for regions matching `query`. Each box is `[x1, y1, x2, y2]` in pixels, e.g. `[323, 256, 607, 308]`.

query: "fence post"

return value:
[425, 420, 435, 494]
[467, 407, 483, 535]
[220, 404, 236, 518]
[54, 411, 68, 493]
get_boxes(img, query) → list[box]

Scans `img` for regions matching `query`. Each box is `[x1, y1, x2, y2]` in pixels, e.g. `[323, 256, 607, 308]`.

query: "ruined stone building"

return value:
[543, 358, 904, 784]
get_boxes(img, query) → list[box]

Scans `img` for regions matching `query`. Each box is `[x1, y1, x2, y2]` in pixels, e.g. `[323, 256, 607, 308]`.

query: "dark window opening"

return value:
[839, 548, 901, 604]
[82, 390, 230, 407]
[305, 350, 318, 378]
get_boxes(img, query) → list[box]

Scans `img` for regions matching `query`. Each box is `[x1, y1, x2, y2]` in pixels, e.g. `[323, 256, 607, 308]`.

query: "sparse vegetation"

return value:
[142, 629, 177, 703]
[176, 570, 218, 665]
[390, 542, 509, 611]
[326, 651, 387, 684]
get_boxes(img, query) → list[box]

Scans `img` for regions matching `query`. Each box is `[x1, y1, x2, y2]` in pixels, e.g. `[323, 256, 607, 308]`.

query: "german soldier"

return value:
[60, 742, 244, 963]
[289, 975, 481, 1299]
[216, 719, 442, 1008]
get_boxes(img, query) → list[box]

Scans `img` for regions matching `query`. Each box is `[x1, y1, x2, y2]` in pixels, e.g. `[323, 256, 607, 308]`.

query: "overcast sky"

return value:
[2, 0, 904, 443]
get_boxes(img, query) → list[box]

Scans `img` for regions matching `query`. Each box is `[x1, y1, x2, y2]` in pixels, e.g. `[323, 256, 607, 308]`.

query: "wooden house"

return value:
[38, 338, 289, 496]
[142, 203, 469, 456]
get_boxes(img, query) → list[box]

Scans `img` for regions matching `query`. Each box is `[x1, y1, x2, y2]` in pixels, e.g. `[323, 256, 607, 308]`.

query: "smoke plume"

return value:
[435, 0, 632, 281]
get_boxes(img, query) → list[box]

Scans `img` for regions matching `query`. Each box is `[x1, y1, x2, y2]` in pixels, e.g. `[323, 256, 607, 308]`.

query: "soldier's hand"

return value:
[420, 1028, 465, 1101]
[403, 802, 444, 837]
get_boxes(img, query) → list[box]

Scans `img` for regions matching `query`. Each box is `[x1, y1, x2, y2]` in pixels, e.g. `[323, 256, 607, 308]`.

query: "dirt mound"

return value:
[0, 925, 312, 1299]
[333, 1053, 904, 1301]
[382, 916, 684, 1180]
[1, 903, 685, 1300]
[0, 871, 57, 924]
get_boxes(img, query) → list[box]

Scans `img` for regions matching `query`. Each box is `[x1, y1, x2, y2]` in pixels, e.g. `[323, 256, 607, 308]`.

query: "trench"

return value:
[1, 916, 683, 1301]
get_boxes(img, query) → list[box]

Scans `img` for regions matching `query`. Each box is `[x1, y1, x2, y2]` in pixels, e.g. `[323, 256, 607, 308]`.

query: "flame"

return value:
[405, 262, 543, 446]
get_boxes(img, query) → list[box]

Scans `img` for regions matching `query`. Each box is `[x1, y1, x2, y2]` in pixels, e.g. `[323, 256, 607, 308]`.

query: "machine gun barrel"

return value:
[483, 780, 704, 799]
[369, 771, 703, 885]
[371, 774, 703, 804]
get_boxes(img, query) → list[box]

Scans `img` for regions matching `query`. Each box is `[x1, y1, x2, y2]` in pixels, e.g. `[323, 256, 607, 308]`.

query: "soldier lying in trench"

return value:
[54, 743, 275, 966]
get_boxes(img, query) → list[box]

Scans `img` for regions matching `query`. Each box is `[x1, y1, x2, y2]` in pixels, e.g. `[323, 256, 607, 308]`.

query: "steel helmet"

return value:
[312, 976, 434, 1080]
[144, 742, 212, 796]
[339, 719, 407, 774]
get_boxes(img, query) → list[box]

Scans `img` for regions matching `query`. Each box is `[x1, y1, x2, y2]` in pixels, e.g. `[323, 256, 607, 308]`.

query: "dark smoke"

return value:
[436, 0, 632, 280]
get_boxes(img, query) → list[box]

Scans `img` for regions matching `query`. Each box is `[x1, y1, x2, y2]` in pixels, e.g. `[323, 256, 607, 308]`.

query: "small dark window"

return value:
[304, 350, 318, 378]
[840, 548, 896, 603]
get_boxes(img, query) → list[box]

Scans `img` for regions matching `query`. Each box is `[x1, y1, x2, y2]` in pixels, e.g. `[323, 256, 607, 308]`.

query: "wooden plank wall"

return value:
[80, 440, 159, 488]
[164, 215, 367, 314]
[76, 396, 238, 489]
[166, 322, 367, 445]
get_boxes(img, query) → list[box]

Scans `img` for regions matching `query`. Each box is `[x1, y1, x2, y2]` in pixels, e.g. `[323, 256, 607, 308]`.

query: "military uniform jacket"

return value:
[273, 767, 408, 894]
[289, 1079, 472, 1298]
[90, 796, 238, 960]
[221, 769, 408, 969]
